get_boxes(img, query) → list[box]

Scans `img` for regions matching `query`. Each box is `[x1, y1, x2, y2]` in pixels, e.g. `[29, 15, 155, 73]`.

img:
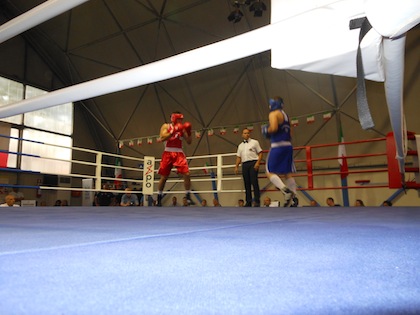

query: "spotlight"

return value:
[249, 0, 266, 17]
[227, 2, 244, 23]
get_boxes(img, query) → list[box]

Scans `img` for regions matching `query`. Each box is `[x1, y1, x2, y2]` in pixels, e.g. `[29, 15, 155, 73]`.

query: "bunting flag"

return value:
[114, 157, 122, 188]
[338, 128, 349, 179]
[323, 112, 332, 121]
[123, 118, 340, 145]
[306, 115, 315, 124]
[203, 162, 209, 174]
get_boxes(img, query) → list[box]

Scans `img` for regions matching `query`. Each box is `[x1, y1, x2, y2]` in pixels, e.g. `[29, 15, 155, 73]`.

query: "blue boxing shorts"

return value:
[266, 145, 296, 174]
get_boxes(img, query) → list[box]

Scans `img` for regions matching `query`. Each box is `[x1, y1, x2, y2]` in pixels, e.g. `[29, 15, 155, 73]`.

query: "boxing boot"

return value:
[186, 192, 195, 205]
[157, 194, 163, 207]
[281, 187, 295, 207]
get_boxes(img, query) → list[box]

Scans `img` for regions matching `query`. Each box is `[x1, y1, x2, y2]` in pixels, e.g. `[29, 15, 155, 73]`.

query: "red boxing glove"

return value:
[169, 123, 183, 139]
[183, 122, 192, 136]
[168, 123, 184, 135]
[172, 123, 184, 133]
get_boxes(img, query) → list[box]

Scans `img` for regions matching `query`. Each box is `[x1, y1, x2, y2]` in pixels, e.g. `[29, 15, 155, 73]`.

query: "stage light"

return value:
[227, 2, 244, 23]
[249, 0, 266, 17]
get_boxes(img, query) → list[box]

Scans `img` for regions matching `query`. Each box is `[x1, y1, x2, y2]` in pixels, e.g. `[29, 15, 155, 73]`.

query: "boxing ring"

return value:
[1, 131, 419, 207]
[1, 133, 420, 314]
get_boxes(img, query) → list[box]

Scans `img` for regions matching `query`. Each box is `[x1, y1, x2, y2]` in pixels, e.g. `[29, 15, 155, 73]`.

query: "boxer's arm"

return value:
[184, 132, 192, 144]
[268, 111, 279, 133]
[159, 123, 172, 141]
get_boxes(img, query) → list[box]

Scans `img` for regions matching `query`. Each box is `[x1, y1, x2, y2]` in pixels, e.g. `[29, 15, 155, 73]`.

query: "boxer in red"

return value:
[157, 111, 193, 206]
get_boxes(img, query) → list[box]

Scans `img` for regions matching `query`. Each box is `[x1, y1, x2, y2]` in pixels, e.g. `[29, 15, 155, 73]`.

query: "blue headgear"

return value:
[269, 98, 283, 111]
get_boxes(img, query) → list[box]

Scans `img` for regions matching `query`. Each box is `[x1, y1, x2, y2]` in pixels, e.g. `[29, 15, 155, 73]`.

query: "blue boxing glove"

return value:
[261, 125, 270, 139]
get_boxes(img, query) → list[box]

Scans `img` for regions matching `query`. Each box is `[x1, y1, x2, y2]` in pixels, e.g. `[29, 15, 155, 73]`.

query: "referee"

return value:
[235, 128, 263, 207]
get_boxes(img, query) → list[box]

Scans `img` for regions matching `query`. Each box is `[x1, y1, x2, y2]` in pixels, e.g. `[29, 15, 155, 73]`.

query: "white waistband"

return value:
[165, 147, 183, 152]
[271, 141, 292, 148]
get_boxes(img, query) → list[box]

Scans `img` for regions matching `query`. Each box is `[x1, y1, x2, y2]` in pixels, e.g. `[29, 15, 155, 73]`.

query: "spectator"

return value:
[354, 199, 365, 206]
[201, 199, 208, 207]
[10, 187, 24, 205]
[54, 200, 62, 206]
[326, 197, 341, 207]
[382, 200, 392, 207]
[171, 196, 179, 206]
[95, 183, 115, 206]
[310, 200, 319, 206]
[213, 198, 221, 207]
[263, 196, 272, 207]
[120, 188, 139, 206]
[0, 186, 9, 204]
[237, 199, 245, 207]
[182, 196, 189, 207]
[133, 187, 143, 206]
[0, 194, 20, 207]
[61, 200, 69, 206]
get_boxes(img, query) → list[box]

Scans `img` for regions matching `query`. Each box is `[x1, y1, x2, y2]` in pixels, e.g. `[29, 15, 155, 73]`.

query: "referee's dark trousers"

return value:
[242, 160, 260, 206]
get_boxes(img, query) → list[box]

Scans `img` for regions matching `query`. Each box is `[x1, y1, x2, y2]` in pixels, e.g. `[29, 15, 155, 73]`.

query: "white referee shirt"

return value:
[236, 138, 262, 163]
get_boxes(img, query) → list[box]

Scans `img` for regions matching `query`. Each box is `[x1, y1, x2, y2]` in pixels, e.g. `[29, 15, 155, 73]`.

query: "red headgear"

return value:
[171, 113, 184, 123]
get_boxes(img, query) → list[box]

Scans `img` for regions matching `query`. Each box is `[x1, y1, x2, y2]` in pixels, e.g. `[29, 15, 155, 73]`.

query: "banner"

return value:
[82, 178, 94, 206]
[338, 128, 349, 179]
[114, 157, 122, 189]
[142, 156, 155, 195]
[0, 123, 11, 168]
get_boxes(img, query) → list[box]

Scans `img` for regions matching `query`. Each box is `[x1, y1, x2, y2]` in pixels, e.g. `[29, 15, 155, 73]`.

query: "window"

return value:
[24, 86, 73, 136]
[21, 129, 72, 174]
[0, 77, 74, 175]
[0, 77, 24, 125]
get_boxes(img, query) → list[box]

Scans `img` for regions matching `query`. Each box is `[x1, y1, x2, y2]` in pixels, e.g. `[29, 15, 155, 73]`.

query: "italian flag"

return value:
[114, 157, 123, 187]
[323, 112, 332, 121]
[203, 163, 209, 174]
[307, 115, 315, 124]
[338, 128, 349, 179]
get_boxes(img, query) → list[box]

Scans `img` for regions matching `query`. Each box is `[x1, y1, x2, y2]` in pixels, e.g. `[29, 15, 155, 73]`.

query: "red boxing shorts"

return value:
[158, 151, 189, 176]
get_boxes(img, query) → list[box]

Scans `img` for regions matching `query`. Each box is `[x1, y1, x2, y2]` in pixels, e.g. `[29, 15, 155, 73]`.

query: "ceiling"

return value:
[0, 0, 419, 169]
